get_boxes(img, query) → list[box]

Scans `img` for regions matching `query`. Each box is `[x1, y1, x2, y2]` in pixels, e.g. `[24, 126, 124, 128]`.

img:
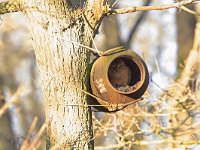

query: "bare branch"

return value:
[104, 0, 199, 16]
[0, 1, 19, 14]
[0, 86, 22, 118]
[180, 5, 197, 15]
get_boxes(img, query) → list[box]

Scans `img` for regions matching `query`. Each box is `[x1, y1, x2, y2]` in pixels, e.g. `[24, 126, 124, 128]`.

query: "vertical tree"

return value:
[17, 1, 105, 149]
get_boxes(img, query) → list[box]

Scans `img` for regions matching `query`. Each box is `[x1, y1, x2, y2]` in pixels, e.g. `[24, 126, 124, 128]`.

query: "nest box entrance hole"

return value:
[108, 57, 141, 91]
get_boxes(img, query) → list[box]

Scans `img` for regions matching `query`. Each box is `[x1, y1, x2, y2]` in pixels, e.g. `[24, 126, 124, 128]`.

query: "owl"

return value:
[108, 59, 132, 87]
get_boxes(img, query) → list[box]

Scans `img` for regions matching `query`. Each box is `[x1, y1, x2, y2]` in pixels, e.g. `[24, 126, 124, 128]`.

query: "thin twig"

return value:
[112, 0, 120, 8]
[151, 79, 190, 116]
[45, 75, 142, 110]
[28, 123, 46, 149]
[20, 117, 38, 150]
[0, 86, 23, 117]
[104, 0, 199, 16]
[67, 40, 103, 56]
[180, 5, 197, 15]
[151, 79, 192, 135]
[82, 13, 100, 53]
[95, 139, 200, 149]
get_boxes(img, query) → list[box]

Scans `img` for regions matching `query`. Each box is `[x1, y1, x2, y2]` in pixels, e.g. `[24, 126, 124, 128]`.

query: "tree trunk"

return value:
[177, 5, 195, 77]
[18, 0, 104, 149]
[179, 4, 200, 87]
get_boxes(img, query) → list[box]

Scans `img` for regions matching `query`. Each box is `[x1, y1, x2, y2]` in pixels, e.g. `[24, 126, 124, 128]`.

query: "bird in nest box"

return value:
[108, 58, 132, 88]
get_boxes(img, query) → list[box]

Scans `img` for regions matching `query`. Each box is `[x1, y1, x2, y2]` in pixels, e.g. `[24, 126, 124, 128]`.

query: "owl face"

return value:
[109, 59, 126, 74]
[108, 58, 132, 87]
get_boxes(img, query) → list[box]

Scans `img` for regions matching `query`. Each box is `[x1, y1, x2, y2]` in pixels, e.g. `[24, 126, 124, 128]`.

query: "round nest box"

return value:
[90, 49, 149, 112]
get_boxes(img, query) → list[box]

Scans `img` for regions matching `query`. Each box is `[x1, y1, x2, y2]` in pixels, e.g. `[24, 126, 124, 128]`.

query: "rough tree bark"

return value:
[15, 0, 104, 149]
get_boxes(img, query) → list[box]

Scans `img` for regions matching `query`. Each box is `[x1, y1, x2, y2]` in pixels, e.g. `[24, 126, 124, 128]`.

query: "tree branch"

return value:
[0, 1, 18, 14]
[104, 0, 199, 16]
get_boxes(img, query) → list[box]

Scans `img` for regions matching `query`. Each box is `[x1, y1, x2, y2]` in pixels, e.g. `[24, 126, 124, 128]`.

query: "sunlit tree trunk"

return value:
[17, 0, 104, 149]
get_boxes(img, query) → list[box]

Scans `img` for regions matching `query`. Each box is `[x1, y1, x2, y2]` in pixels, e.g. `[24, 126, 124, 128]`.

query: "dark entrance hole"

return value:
[108, 57, 141, 92]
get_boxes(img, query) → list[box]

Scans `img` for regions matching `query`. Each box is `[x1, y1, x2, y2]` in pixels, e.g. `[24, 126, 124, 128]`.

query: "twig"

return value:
[104, 0, 199, 16]
[0, 86, 22, 118]
[67, 39, 127, 56]
[180, 5, 197, 15]
[28, 123, 46, 149]
[67, 40, 103, 56]
[151, 79, 190, 116]
[82, 13, 100, 53]
[151, 79, 192, 136]
[112, 0, 120, 8]
[95, 139, 200, 149]
[20, 117, 38, 150]
[45, 75, 142, 111]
